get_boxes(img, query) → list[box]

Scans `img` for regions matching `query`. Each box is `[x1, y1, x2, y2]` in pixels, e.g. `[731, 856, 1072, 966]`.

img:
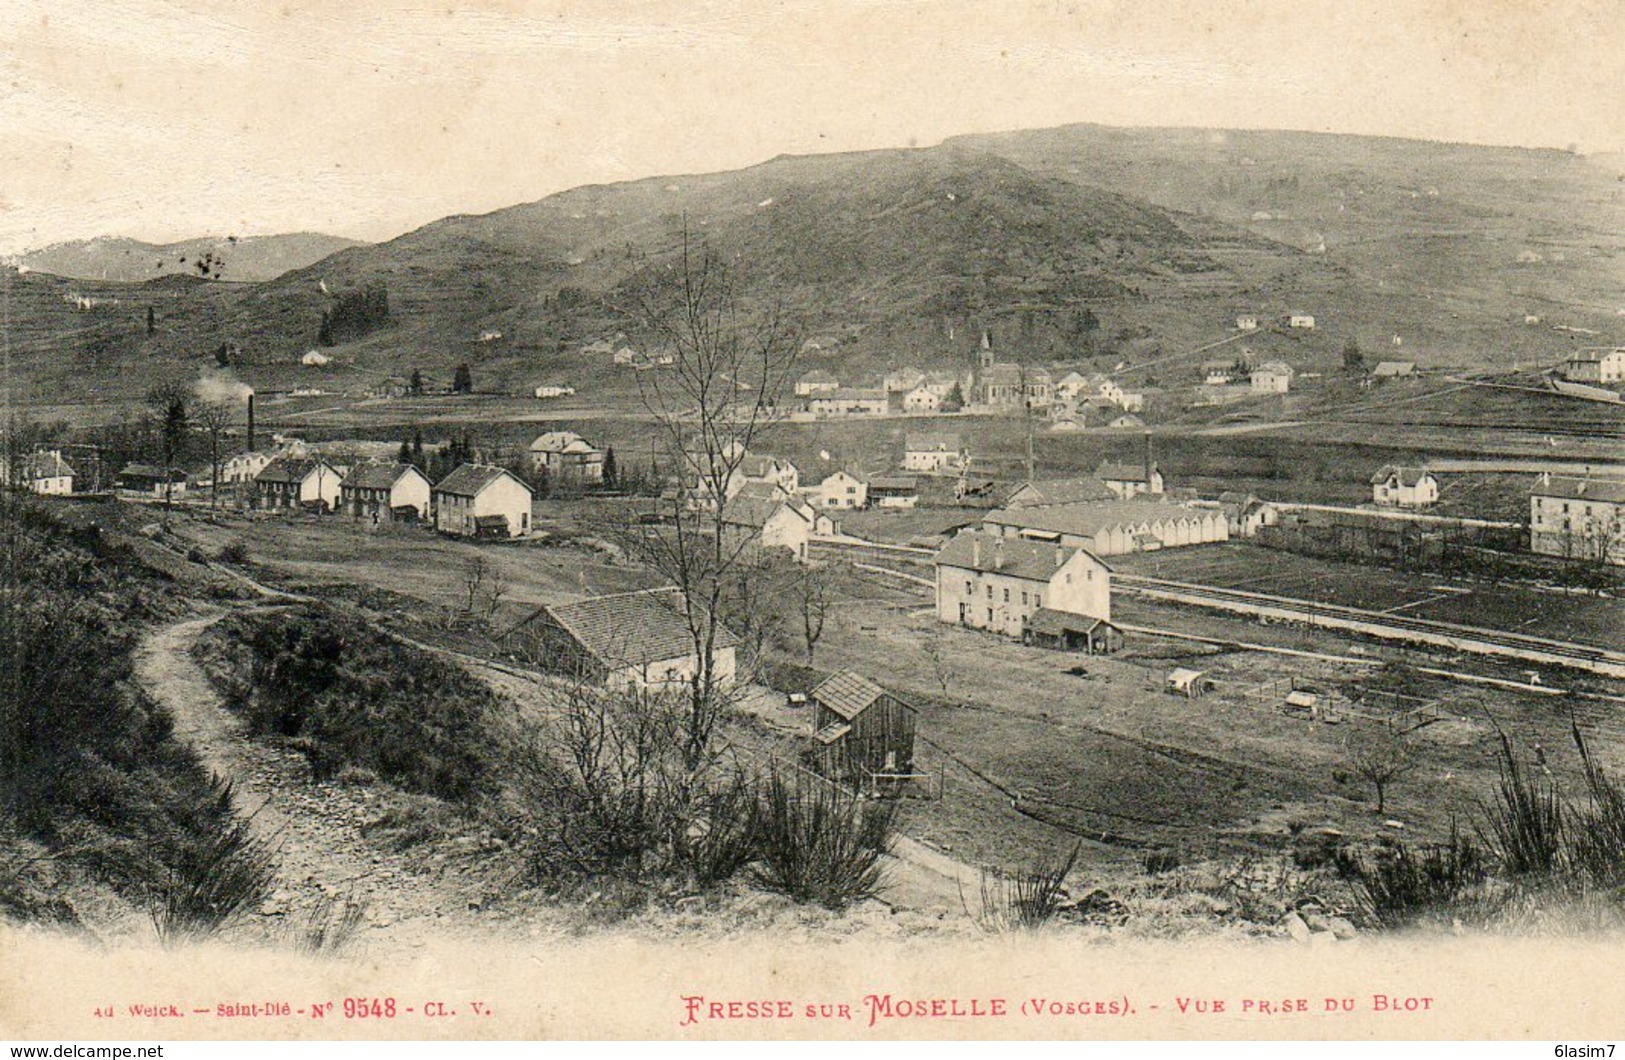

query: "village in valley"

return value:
[4, 120, 1625, 954]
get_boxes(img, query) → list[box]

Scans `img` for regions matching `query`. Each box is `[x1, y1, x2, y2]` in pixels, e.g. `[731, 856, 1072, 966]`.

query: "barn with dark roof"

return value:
[501, 588, 738, 689]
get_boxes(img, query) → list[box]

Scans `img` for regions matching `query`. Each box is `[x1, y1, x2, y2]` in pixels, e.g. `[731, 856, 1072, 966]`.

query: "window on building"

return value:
[1003, 588, 1010, 603]
[1021, 591, 1028, 606]
[965, 580, 973, 595]
[986, 585, 993, 599]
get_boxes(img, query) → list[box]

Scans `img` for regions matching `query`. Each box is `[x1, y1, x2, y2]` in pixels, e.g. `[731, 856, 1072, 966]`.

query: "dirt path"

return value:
[133, 610, 528, 951]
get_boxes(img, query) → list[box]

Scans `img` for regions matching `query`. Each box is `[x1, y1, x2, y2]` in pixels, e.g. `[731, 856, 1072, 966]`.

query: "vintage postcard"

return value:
[2, 0, 1622, 1045]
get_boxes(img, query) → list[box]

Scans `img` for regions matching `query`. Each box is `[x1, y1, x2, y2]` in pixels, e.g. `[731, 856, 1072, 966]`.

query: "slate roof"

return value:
[867, 475, 918, 492]
[935, 529, 1103, 582]
[434, 463, 529, 497]
[517, 588, 737, 667]
[341, 463, 422, 490]
[1370, 465, 1434, 487]
[813, 670, 895, 722]
[1097, 461, 1158, 484]
[1007, 478, 1118, 507]
[21, 451, 73, 478]
[738, 453, 792, 478]
[720, 495, 809, 529]
[983, 500, 1213, 541]
[529, 431, 597, 454]
[1531, 476, 1625, 504]
[905, 432, 963, 453]
[256, 457, 334, 485]
[1026, 608, 1114, 637]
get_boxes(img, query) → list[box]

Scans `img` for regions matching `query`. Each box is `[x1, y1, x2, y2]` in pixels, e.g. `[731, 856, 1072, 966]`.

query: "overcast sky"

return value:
[2, 0, 1621, 255]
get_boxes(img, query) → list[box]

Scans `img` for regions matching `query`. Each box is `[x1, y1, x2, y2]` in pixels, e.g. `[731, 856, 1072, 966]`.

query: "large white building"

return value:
[1529, 474, 1625, 565]
[1370, 466, 1439, 509]
[1561, 348, 1625, 386]
[934, 530, 1115, 646]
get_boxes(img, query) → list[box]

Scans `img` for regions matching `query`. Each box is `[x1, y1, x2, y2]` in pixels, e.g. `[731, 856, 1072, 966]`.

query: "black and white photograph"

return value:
[1, 0, 1622, 1045]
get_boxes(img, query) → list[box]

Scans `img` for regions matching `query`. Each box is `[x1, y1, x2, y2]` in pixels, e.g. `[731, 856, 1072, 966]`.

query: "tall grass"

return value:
[977, 842, 1082, 932]
[752, 771, 894, 910]
[1338, 823, 1486, 929]
[1566, 724, 1625, 889]
[148, 779, 277, 946]
[1477, 730, 1564, 878]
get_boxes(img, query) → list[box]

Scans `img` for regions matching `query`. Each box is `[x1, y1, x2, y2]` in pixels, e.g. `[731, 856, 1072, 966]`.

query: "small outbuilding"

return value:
[808, 670, 919, 791]
[1166, 668, 1214, 698]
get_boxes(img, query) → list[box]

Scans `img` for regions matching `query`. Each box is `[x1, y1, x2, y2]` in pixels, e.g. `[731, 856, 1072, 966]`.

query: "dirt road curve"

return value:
[133, 611, 520, 951]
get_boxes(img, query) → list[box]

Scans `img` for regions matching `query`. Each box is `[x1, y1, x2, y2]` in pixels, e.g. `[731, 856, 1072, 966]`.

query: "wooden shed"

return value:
[1023, 609, 1124, 654]
[809, 671, 919, 790]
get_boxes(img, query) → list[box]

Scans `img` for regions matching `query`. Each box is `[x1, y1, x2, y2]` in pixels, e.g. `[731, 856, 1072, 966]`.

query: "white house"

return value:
[1251, 362, 1294, 394]
[902, 432, 968, 472]
[254, 456, 343, 512]
[934, 530, 1115, 645]
[808, 470, 868, 510]
[1370, 466, 1439, 509]
[1529, 474, 1625, 565]
[883, 367, 926, 393]
[534, 383, 577, 398]
[1562, 348, 1625, 385]
[220, 451, 274, 485]
[795, 370, 841, 397]
[1098, 458, 1164, 499]
[1236, 315, 1259, 331]
[1287, 314, 1316, 330]
[720, 494, 814, 561]
[432, 463, 533, 538]
[808, 388, 888, 417]
[738, 453, 800, 497]
[902, 384, 941, 414]
[340, 462, 432, 523]
[4, 450, 74, 495]
[502, 588, 738, 690]
[301, 350, 330, 367]
[1053, 371, 1090, 403]
[529, 431, 604, 483]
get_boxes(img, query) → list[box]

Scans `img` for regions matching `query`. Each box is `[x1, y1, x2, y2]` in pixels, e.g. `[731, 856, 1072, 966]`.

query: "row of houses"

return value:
[249, 456, 534, 538]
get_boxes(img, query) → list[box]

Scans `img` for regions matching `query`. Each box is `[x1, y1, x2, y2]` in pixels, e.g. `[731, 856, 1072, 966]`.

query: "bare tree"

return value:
[922, 633, 958, 701]
[1344, 726, 1419, 815]
[605, 229, 801, 771]
[461, 555, 488, 617]
[483, 567, 510, 621]
[795, 561, 835, 661]
[194, 400, 235, 509]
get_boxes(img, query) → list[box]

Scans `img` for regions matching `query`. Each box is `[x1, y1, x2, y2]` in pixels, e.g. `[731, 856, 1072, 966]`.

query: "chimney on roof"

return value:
[993, 537, 1005, 570]
[973, 535, 982, 567]
[1054, 544, 1065, 568]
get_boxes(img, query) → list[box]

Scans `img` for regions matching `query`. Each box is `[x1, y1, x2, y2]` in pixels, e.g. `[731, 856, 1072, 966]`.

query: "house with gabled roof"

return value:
[1370, 466, 1439, 509]
[720, 492, 814, 561]
[432, 463, 533, 538]
[340, 462, 431, 523]
[934, 529, 1114, 643]
[529, 431, 604, 484]
[1097, 457, 1164, 499]
[118, 463, 189, 499]
[809, 671, 919, 788]
[501, 587, 738, 689]
[4, 450, 74, 495]
[254, 456, 342, 512]
[902, 432, 968, 472]
[795, 369, 841, 397]
[807, 469, 868, 510]
[1371, 360, 1417, 380]
[1004, 477, 1118, 509]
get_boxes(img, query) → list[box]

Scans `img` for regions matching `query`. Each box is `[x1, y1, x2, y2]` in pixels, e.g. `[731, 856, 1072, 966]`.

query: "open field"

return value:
[1109, 543, 1623, 650]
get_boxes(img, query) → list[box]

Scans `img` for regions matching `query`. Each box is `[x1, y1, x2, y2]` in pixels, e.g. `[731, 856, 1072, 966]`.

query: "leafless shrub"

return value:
[977, 842, 1082, 932]
[752, 770, 893, 910]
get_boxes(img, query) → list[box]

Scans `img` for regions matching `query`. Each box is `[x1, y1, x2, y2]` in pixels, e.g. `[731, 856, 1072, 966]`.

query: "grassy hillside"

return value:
[4, 127, 1622, 421]
[18, 233, 367, 284]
